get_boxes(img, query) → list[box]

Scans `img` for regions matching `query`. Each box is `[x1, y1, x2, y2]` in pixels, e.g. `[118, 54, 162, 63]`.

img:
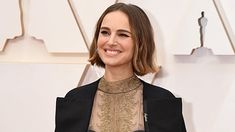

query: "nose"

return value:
[107, 34, 118, 46]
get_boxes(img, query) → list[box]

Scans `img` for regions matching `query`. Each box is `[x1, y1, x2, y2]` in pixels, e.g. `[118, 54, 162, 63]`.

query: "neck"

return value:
[104, 65, 134, 82]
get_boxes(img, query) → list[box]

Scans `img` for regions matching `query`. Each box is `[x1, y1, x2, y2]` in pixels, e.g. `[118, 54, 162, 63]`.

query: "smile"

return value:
[104, 49, 121, 56]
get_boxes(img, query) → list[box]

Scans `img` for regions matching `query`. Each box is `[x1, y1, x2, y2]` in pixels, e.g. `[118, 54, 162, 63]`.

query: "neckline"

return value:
[98, 75, 142, 94]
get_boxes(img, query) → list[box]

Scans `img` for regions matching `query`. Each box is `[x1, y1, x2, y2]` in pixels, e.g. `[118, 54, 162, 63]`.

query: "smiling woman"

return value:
[55, 3, 186, 132]
[89, 3, 159, 76]
[96, 10, 134, 79]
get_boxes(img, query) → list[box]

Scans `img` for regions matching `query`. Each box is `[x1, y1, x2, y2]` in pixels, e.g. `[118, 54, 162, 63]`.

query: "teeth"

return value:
[106, 50, 119, 55]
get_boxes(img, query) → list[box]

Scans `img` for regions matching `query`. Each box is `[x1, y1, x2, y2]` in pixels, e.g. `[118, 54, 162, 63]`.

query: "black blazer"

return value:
[55, 79, 186, 132]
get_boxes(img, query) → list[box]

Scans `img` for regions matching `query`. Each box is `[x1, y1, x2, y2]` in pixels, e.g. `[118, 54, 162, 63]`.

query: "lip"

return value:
[104, 48, 121, 56]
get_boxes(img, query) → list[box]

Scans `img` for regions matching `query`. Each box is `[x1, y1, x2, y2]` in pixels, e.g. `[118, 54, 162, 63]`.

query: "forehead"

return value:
[101, 11, 130, 30]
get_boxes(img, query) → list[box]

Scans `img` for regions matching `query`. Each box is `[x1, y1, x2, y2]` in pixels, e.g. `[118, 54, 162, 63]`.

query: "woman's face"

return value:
[97, 11, 134, 69]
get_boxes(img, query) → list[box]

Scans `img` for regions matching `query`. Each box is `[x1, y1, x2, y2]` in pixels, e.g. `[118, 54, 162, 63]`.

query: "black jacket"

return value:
[55, 79, 186, 132]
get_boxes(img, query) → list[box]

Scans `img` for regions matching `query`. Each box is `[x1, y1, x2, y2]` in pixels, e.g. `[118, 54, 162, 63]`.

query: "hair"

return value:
[89, 3, 159, 76]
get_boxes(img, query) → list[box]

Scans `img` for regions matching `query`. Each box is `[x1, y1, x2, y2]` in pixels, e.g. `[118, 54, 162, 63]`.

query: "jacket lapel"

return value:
[143, 81, 186, 132]
[55, 80, 99, 132]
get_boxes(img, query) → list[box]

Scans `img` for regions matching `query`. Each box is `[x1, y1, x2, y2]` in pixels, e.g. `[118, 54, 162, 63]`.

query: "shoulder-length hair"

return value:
[89, 3, 159, 76]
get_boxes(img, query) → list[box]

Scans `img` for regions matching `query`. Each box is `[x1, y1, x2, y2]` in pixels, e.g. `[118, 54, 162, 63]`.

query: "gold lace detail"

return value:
[89, 75, 145, 132]
[98, 75, 142, 94]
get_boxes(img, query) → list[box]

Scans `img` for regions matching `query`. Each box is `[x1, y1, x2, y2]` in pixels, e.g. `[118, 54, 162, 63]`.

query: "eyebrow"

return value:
[100, 26, 131, 34]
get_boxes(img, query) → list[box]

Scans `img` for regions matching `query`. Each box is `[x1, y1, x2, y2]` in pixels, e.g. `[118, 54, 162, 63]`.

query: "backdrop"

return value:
[0, 0, 235, 132]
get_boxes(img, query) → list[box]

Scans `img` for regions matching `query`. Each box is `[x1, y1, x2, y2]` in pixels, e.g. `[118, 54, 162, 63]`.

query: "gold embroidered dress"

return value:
[88, 75, 145, 132]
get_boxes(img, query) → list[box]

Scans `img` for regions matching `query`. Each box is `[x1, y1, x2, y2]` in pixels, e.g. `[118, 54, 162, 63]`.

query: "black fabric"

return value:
[55, 79, 187, 132]
[147, 99, 184, 132]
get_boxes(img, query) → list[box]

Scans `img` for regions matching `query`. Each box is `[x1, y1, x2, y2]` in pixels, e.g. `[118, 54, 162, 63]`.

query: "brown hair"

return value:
[89, 3, 159, 76]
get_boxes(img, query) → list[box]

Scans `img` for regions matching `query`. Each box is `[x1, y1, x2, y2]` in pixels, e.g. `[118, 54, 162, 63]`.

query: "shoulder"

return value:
[141, 80, 176, 100]
[62, 79, 100, 100]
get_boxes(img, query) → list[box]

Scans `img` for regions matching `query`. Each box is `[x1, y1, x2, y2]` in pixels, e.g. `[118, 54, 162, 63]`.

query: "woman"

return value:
[55, 3, 186, 132]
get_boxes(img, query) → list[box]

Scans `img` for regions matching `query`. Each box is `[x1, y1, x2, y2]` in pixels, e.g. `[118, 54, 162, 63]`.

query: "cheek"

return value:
[126, 41, 135, 53]
[124, 42, 135, 57]
[97, 37, 106, 48]
[130, 47, 135, 58]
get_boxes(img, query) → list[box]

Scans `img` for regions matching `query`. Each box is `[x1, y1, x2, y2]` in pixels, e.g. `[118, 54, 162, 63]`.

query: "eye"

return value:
[118, 33, 130, 37]
[100, 30, 110, 36]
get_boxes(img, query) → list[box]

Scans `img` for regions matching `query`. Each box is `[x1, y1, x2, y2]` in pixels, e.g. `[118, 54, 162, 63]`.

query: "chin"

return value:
[103, 62, 120, 67]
